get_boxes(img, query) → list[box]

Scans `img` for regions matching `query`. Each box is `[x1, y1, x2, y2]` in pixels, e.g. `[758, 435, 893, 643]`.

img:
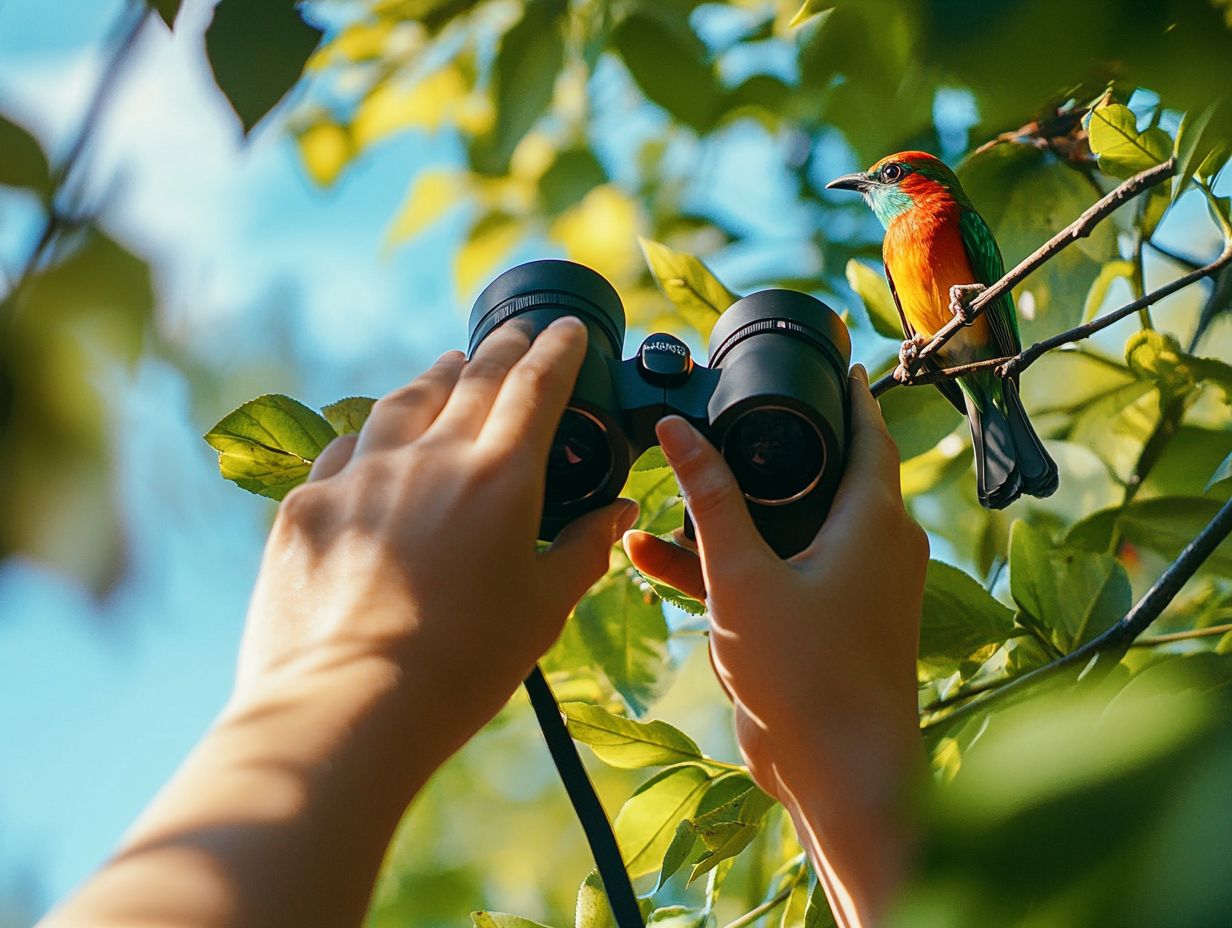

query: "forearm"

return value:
[43, 656, 453, 928]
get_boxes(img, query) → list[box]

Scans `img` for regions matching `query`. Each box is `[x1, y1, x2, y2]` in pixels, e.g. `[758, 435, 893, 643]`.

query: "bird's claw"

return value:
[898, 333, 928, 367]
[949, 283, 985, 326]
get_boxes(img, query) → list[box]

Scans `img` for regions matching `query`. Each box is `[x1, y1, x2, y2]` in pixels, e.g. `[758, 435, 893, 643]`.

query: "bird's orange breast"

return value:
[883, 204, 992, 352]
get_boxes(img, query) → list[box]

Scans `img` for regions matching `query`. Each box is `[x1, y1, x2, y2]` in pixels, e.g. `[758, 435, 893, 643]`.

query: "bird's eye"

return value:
[882, 163, 904, 182]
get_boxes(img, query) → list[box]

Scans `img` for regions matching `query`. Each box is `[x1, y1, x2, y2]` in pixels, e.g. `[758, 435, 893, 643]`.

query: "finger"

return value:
[708, 637, 734, 702]
[478, 316, 589, 459]
[307, 433, 358, 482]
[622, 530, 707, 603]
[796, 364, 904, 559]
[428, 323, 533, 440]
[354, 350, 465, 455]
[538, 499, 640, 613]
[656, 415, 774, 567]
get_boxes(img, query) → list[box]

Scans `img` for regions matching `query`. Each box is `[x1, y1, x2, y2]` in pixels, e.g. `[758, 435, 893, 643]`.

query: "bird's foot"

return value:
[894, 334, 928, 381]
[948, 283, 986, 326]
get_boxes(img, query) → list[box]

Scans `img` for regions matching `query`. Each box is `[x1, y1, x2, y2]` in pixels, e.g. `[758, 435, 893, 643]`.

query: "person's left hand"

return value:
[235, 316, 638, 763]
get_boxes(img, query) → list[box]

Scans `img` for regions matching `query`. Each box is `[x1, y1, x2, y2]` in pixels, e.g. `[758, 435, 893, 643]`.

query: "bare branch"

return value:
[871, 157, 1179, 397]
[922, 495, 1232, 732]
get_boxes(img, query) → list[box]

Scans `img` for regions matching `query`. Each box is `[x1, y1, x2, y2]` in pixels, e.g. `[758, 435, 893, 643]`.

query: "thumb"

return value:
[655, 416, 773, 567]
[540, 498, 640, 609]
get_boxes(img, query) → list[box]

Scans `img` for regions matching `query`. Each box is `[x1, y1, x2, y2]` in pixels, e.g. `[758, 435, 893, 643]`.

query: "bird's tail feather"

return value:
[965, 382, 1057, 509]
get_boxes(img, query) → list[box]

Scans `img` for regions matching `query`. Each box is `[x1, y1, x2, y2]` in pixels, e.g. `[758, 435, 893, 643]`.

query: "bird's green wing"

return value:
[958, 207, 1021, 355]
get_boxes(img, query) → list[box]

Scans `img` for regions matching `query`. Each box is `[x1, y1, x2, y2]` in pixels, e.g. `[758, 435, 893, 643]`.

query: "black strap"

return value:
[524, 665, 644, 928]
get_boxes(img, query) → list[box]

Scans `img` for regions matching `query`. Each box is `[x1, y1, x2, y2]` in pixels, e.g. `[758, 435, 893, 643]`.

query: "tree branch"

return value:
[922, 495, 1232, 732]
[871, 157, 1179, 397]
[1130, 622, 1232, 647]
[886, 242, 1232, 389]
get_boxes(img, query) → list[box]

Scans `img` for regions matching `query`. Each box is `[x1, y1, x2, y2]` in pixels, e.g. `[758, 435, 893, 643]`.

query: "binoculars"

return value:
[468, 260, 852, 558]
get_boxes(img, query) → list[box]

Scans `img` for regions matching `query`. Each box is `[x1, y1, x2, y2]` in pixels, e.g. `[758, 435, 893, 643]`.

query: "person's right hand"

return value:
[623, 365, 928, 926]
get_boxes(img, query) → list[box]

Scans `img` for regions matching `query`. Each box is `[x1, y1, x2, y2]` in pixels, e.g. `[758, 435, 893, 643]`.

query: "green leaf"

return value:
[645, 906, 705, 928]
[320, 396, 375, 435]
[0, 112, 51, 195]
[632, 446, 669, 472]
[562, 702, 704, 768]
[656, 820, 700, 891]
[481, 0, 565, 172]
[614, 10, 721, 133]
[877, 381, 963, 460]
[471, 913, 556, 928]
[918, 560, 1017, 679]
[845, 259, 901, 339]
[204, 394, 337, 500]
[572, 571, 671, 716]
[575, 871, 615, 928]
[1067, 496, 1232, 576]
[687, 783, 776, 883]
[788, 0, 827, 28]
[623, 466, 684, 536]
[639, 573, 706, 616]
[540, 147, 608, 216]
[639, 237, 738, 341]
[1174, 104, 1219, 200]
[1088, 103, 1172, 178]
[1009, 520, 1131, 653]
[615, 764, 715, 879]
[148, 0, 181, 28]
[205, 0, 323, 134]
[1208, 451, 1232, 494]
[1082, 259, 1135, 323]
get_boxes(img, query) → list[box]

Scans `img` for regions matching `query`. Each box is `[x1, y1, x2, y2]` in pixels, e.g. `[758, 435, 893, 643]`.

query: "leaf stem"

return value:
[1129, 622, 1232, 647]
[718, 880, 796, 928]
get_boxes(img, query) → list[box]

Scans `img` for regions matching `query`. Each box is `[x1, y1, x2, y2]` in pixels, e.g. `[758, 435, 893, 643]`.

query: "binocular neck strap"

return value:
[523, 665, 645, 928]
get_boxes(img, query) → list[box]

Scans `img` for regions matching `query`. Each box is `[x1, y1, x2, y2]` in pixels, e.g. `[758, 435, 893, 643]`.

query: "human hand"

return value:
[236, 317, 638, 763]
[624, 366, 926, 923]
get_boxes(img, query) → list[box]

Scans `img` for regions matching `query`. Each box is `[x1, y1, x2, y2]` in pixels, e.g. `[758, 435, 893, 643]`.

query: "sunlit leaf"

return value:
[632, 447, 669, 472]
[1067, 496, 1232, 575]
[0, 111, 51, 195]
[1088, 103, 1172, 178]
[878, 382, 963, 461]
[297, 119, 352, 187]
[639, 237, 738, 340]
[204, 395, 336, 500]
[1010, 520, 1131, 653]
[1082, 259, 1135, 323]
[354, 67, 471, 148]
[645, 905, 705, 928]
[688, 782, 776, 883]
[455, 212, 522, 300]
[615, 764, 714, 879]
[574, 870, 615, 928]
[471, 912, 556, 928]
[900, 434, 969, 498]
[572, 570, 671, 716]
[1175, 104, 1218, 200]
[205, 0, 323, 134]
[320, 396, 375, 435]
[919, 560, 1017, 680]
[845, 259, 901, 339]
[551, 186, 643, 282]
[540, 146, 607, 216]
[563, 702, 704, 769]
[657, 820, 700, 891]
[388, 169, 468, 247]
[638, 573, 706, 617]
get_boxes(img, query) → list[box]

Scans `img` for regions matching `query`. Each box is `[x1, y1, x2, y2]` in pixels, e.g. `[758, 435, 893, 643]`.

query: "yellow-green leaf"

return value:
[615, 764, 714, 879]
[639, 237, 738, 340]
[845, 259, 901, 339]
[1088, 103, 1172, 178]
[388, 170, 468, 247]
[575, 870, 616, 928]
[0, 112, 51, 195]
[563, 702, 704, 768]
[1082, 259, 1135, 322]
[320, 396, 375, 435]
[204, 394, 337, 500]
[297, 120, 352, 187]
[471, 913, 555, 928]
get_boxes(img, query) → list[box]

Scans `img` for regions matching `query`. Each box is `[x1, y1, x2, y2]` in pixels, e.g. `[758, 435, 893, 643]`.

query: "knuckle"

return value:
[277, 483, 326, 529]
[465, 356, 511, 382]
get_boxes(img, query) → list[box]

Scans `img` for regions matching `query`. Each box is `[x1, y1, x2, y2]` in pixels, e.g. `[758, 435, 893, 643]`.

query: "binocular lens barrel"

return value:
[722, 406, 825, 505]
[546, 408, 614, 508]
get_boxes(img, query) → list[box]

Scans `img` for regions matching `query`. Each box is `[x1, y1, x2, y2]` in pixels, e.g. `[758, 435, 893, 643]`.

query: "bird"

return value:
[826, 150, 1057, 509]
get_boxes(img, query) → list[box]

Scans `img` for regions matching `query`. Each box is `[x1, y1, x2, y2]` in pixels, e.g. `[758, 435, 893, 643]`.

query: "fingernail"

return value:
[547, 316, 586, 333]
[657, 416, 700, 461]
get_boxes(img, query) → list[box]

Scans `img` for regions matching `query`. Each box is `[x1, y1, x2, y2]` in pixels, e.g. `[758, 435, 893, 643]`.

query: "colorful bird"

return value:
[827, 150, 1057, 509]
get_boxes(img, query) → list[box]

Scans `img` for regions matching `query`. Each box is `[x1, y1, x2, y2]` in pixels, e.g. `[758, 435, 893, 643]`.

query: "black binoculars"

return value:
[468, 260, 852, 558]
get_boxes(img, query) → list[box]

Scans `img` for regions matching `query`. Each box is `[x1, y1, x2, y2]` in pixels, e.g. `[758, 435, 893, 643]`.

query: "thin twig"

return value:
[3, 3, 149, 314]
[888, 244, 1232, 389]
[720, 881, 797, 928]
[871, 157, 1178, 397]
[923, 495, 1232, 732]
[1130, 622, 1232, 647]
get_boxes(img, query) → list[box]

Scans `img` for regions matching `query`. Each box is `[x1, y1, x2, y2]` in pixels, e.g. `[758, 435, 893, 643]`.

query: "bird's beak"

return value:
[825, 172, 871, 192]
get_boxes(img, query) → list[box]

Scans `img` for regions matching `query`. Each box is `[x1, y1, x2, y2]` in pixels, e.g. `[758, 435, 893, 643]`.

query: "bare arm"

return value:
[42, 318, 638, 928]
[626, 366, 928, 927]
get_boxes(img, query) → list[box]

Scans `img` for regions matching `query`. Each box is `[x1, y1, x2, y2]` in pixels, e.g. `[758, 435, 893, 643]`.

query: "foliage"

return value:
[7, 0, 1232, 925]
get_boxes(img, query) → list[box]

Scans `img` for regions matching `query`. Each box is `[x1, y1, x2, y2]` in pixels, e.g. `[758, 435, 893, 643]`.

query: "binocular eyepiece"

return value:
[468, 260, 851, 558]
